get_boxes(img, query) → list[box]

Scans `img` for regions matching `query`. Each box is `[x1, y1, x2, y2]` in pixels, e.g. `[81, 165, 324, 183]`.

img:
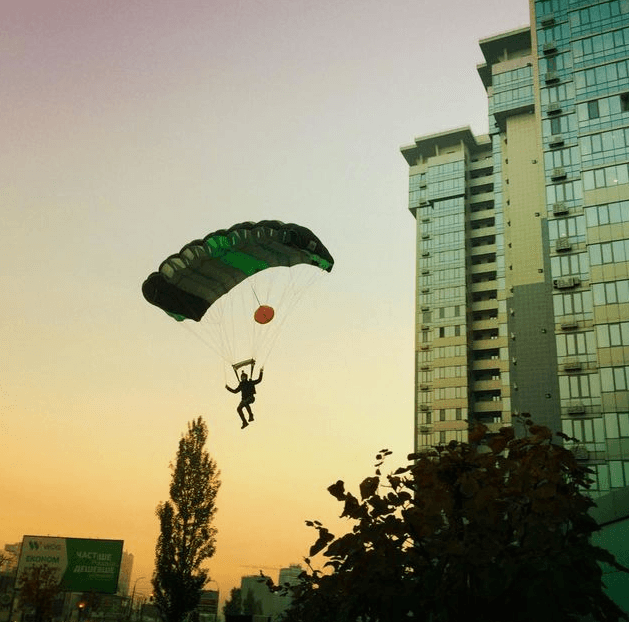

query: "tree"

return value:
[242, 588, 262, 616]
[17, 565, 61, 622]
[153, 416, 221, 622]
[0, 551, 16, 572]
[222, 587, 242, 618]
[274, 420, 629, 622]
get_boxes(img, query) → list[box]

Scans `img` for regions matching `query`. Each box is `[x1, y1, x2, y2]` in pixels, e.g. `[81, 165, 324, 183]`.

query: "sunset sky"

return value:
[1, 0, 530, 608]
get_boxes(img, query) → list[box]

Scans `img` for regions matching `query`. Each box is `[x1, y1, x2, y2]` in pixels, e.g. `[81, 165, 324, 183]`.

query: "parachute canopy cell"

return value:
[142, 221, 334, 322]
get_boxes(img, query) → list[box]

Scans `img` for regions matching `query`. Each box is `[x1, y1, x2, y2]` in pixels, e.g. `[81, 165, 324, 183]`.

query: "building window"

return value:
[559, 373, 601, 399]
[586, 201, 629, 226]
[596, 322, 629, 348]
[583, 163, 629, 190]
[588, 100, 600, 119]
[592, 280, 629, 305]
[550, 116, 562, 134]
[604, 412, 629, 438]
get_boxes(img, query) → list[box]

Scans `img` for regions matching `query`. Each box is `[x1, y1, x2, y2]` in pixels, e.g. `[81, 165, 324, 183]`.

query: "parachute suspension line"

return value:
[180, 321, 230, 364]
[168, 293, 234, 366]
[256, 265, 325, 369]
[249, 280, 263, 307]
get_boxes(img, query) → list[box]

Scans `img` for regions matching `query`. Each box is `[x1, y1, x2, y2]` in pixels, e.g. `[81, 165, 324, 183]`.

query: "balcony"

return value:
[470, 244, 497, 256]
[473, 379, 502, 391]
[469, 192, 494, 206]
[472, 318, 499, 332]
[469, 226, 497, 239]
[474, 400, 503, 412]
[469, 206, 495, 220]
[474, 337, 506, 351]
[470, 280, 498, 294]
[472, 358, 503, 371]
[471, 298, 499, 312]
[471, 269, 497, 282]
[470, 261, 497, 275]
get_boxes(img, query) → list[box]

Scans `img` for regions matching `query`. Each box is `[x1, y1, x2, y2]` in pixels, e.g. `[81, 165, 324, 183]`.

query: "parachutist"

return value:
[226, 368, 264, 429]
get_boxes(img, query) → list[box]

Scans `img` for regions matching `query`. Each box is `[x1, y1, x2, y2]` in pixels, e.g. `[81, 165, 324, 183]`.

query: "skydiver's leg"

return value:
[245, 396, 255, 421]
[237, 403, 249, 429]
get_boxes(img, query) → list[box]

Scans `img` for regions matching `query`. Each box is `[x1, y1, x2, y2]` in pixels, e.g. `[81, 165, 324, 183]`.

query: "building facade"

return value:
[402, 0, 629, 499]
[116, 551, 134, 597]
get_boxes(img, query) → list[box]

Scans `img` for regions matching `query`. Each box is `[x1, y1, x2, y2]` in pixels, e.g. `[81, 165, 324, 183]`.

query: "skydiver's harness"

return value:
[233, 358, 258, 405]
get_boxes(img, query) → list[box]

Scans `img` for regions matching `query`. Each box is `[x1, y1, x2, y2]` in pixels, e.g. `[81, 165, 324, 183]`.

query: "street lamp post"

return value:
[128, 577, 146, 621]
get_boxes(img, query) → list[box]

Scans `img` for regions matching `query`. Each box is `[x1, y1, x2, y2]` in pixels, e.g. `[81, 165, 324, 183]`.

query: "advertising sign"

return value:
[17, 536, 123, 594]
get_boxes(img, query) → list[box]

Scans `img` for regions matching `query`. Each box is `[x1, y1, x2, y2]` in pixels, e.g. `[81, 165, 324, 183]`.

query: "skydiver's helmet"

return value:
[241, 372, 248, 380]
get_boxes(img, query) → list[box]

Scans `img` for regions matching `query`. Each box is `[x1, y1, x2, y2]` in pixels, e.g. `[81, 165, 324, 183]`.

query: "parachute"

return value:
[142, 220, 334, 373]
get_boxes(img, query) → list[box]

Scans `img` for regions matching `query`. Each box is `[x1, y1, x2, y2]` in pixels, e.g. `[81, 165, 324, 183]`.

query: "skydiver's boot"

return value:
[239, 410, 249, 429]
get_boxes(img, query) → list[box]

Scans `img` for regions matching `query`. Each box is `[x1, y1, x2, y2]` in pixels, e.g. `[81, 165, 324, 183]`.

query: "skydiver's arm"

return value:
[225, 383, 240, 393]
[254, 368, 264, 384]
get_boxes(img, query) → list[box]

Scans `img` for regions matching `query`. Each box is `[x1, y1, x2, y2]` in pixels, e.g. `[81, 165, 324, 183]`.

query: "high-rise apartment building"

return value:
[402, 0, 629, 498]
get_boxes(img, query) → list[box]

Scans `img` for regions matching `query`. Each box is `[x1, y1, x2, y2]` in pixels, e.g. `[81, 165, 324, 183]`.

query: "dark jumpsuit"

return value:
[226, 370, 263, 426]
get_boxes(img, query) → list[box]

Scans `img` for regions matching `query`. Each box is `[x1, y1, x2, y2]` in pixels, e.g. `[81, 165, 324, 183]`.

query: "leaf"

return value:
[488, 435, 508, 454]
[534, 482, 557, 499]
[328, 480, 346, 501]
[341, 493, 365, 519]
[359, 476, 379, 500]
[309, 527, 335, 557]
[469, 423, 488, 444]
[499, 426, 515, 442]
[459, 474, 480, 497]
[323, 533, 358, 560]
[388, 475, 401, 490]
[529, 425, 552, 440]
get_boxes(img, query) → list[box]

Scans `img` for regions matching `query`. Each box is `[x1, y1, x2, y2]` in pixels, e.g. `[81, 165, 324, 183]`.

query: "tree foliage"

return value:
[222, 587, 242, 618]
[242, 588, 263, 615]
[17, 565, 61, 622]
[273, 421, 629, 622]
[153, 416, 221, 622]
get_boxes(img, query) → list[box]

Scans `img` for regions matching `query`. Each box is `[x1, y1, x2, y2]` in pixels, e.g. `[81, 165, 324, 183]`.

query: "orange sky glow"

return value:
[1, 0, 530, 608]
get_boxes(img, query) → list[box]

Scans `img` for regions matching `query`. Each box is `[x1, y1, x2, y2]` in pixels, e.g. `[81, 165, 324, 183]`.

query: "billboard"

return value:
[17, 536, 124, 594]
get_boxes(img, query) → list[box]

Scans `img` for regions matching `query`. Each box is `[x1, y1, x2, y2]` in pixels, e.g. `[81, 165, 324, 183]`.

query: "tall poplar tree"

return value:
[153, 416, 221, 622]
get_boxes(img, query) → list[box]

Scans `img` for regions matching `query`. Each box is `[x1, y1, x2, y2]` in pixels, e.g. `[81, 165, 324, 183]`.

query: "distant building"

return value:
[117, 551, 134, 596]
[277, 564, 302, 587]
[238, 567, 302, 621]
[240, 576, 274, 618]
[276, 564, 302, 618]
[197, 589, 219, 622]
